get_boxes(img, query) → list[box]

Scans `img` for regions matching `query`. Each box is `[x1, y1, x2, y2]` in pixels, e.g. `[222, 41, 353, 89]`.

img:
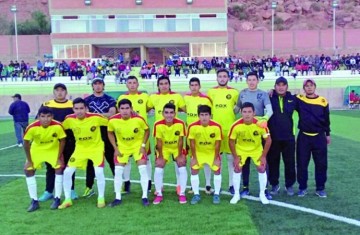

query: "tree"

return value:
[0, 16, 11, 35]
[10, 11, 51, 35]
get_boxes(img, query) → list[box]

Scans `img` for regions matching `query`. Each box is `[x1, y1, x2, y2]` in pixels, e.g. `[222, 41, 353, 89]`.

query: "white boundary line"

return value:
[0, 144, 18, 151]
[1, 174, 359, 227]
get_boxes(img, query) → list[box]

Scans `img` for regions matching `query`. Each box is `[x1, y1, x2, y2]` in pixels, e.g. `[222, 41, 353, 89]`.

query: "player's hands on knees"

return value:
[57, 158, 65, 169]
[24, 160, 33, 170]
[233, 156, 241, 172]
[155, 157, 165, 168]
[176, 154, 186, 166]
[190, 157, 198, 168]
[213, 155, 221, 168]
[139, 146, 147, 156]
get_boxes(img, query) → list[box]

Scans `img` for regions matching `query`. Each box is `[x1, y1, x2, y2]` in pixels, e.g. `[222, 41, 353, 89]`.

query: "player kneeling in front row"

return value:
[153, 103, 188, 204]
[229, 102, 272, 205]
[59, 98, 108, 209]
[188, 105, 222, 205]
[108, 99, 151, 207]
[23, 107, 66, 212]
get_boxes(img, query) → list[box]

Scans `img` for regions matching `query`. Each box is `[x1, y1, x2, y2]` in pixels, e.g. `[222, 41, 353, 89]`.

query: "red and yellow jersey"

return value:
[228, 118, 270, 156]
[62, 113, 108, 151]
[24, 120, 66, 152]
[148, 92, 186, 121]
[153, 118, 186, 155]
[187, 120, 222, 157]
[108, 113, 149, 152]
[183, 92, 212, 126]
[207, 86, 239, 131]
[117, 92, 149, 122]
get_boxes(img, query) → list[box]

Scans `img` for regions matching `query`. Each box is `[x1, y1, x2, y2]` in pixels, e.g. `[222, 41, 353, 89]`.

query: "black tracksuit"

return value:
[267, 92, 296, 188]
[295, 94, 330, 191]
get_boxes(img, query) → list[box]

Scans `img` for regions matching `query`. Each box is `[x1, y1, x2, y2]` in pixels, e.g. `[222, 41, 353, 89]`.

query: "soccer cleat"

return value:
[123, 181, 131, 194]
[148, 180, 152, 193]
[176, 185, 181, 196]
[315, 190, 327, 198]
[108, 199, 122, 207]
[265, 190, 273, 200]
[240, 187, 250, 197]
[97, 198, 106, 208]
[230, 195, 241, 204]
[213, 194, 221, 204]
[205, 186, 214, 195]
[38, 191, 53, 202]
[71, 190, 79, 200]
[82, 187, 95, 198]
[153, 196, 163, 205]
[142, 198, 150, 207]
[188, 188, 194, 194]
[298, 189, 308, 197]
[190, 195, 201, 205]
[27, 199, 40, 212]
[259, 193, 270, 205]
[285, 186, 295, 196]
[50, 197, 61, 210]
[154, 187, 164, 196]
[179, 195, 187, 204]
[58, 199, 73, 209]
[270, 185, 280, 195]
[18, 143, 23, 148]
[228, 186, 235, 195]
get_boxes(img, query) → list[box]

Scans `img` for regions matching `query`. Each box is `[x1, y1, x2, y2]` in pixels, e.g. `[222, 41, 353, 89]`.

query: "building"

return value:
[49, 0, 228, 63]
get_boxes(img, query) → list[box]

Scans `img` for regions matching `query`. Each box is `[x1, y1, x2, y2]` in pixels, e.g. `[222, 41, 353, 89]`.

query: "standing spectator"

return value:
[0, 61, 4, 77]
[8, 94, 30, 147]
[296, 79, 331, 198]
[267, 77, 296, 196]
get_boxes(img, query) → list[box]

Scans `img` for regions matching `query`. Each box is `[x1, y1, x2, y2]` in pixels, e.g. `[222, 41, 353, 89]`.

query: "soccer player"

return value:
[296, 79, 331, 198]
[229, 102, 272, 205]
[38, 83, 76, 202]
[148, 76, 186, 193]
[107, 99, 150, 207]
[153, 103, 187, 204]
[187, 105, 222, 205]
[84, 78, 116, 198]
[267, 77, 296, 196]
[23, 107, 66, 212]
[207, 69, 239, 194]
[59, 98, 108, 209]
[116, 76, 152, 194]
[184, 77, 213, 194]
[234, 71, 273, 198]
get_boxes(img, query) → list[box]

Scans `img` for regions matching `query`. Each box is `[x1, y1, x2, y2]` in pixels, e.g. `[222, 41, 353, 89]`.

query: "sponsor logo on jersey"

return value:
[90, 126, 96, 132]
[210, 133, 215, 138]
[175, 131, 180, 136]
[134, 128, 139, 133]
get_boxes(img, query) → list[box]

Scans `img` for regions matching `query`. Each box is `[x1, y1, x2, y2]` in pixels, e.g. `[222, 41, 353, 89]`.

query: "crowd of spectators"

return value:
[0, 53, 359, 83]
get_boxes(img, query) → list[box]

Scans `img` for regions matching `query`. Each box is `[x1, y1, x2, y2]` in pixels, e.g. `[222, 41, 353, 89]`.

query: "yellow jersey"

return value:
[117, 92, 149, 122]
[183, 92, 212, 126]
[148, 92, 186, 121]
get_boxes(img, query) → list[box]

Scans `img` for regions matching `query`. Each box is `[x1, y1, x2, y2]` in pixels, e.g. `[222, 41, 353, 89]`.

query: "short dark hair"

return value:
[246, 71, 259, 80]
[241, 102, 255, 111]
[163, 103, 176, 112]
[157, 76, 171, 87]
[118, 98, 132, 108]
[37, 106, 53, 116]
[73, 97, 87, 107]
[216, 68, 229, 77]
[189, 77, 200, 85]
[127, 76, 138, 82]
[197, 105, 212, 115]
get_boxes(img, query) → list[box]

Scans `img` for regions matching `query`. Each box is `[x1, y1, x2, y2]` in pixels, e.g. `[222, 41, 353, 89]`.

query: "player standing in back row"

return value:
[207, 69, 239, 194]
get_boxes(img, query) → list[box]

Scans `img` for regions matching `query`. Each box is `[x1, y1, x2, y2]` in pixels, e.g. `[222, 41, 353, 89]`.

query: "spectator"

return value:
[8, 93, 30, 147]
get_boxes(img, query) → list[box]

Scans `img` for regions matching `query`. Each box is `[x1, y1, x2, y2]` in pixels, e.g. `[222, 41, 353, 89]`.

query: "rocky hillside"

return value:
[0, 0, 49, 21]
[228, 0, 360, 31]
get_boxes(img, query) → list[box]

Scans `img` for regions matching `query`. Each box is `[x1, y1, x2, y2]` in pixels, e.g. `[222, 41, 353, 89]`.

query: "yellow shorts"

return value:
[192, 154, 221, 172]
[237, 152, 263, 167]
[68, 150, 104, 170]
[155, 148, 185, 162]
[27, 150, 61, 170]
[115, 151, 147, 164]
[221, 130, 230, 153]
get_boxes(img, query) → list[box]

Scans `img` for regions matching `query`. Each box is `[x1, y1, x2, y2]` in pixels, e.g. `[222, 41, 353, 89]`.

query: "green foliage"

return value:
[10, 11, 51, 35]
[232, 4, 249, 21]
[0, 16, 11, 35]
[311, 2, 323, 12]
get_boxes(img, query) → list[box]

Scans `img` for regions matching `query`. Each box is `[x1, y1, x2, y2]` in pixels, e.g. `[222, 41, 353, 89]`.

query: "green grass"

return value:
[1, 111, 360, 234]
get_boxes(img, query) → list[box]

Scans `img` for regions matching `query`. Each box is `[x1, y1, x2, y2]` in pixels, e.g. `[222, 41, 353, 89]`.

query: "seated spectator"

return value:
[140, 66, 148, 79]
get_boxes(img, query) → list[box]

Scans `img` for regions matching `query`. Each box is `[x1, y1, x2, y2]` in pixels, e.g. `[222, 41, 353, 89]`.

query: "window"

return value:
[190, 42, 227, 57]
[53, 44, 91, 59]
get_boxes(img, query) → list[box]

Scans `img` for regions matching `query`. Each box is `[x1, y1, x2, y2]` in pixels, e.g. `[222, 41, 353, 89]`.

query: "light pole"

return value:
[271, 1, 277, 58]
[10, 5, 19, 61]
[332, 0, 339, 56]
